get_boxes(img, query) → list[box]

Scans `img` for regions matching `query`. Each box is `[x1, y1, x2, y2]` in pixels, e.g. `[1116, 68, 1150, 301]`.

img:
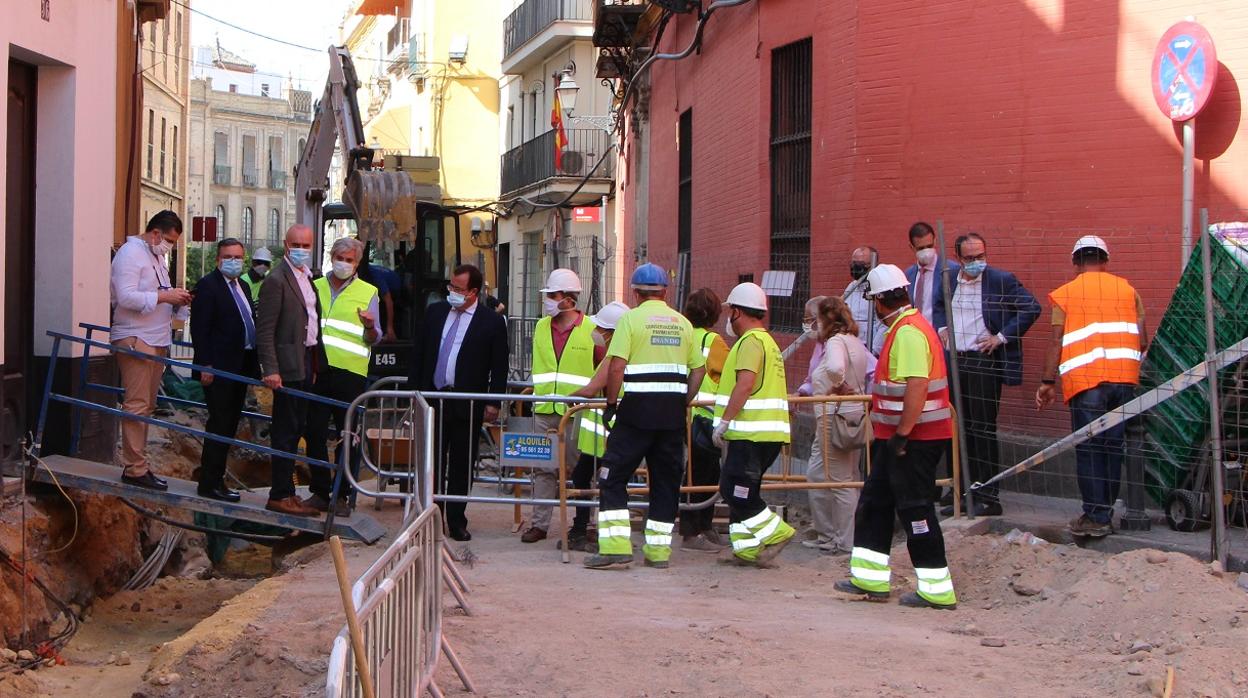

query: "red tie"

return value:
[915, 267, 929, 312]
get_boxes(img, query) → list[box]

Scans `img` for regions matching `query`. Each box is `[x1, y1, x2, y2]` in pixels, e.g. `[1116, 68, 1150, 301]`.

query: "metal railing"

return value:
[269, 170, 286, 190]
[213, 164, 231, 185]
[242, 169, 259, 188]
[507, 316, 539, 380]
[503, 0, 593, 58]
[501, 128, 615, 195]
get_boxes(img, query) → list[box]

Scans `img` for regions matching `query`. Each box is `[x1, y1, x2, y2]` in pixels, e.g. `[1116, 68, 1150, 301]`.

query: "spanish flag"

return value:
[551, 92, 568, 171]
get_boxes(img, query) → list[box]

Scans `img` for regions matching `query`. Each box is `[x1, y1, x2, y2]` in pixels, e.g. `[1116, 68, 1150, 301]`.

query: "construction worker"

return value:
[834, 263, 958, 610]
[583, 263, 706, 570]
[712, 283, 796, 566]
[304, 237, 382, 515]
[566, 300, 630, 551]
[240, 246, 273, 305]
[681, 288, 730, 552]
[1036, 235, 1147, 538]
[524, 268, 600, 544]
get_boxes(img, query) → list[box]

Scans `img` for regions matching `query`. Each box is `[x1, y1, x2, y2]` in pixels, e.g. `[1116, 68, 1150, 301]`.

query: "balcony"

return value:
[242, 169, 259, 188]
[592, 0, 646, 48]
[269, 170, 286, 190]
[501, 128, 615, 198]
[386, 17, 410, 58]
[502, 0, 594, 74]
[212, 165, 231, 186]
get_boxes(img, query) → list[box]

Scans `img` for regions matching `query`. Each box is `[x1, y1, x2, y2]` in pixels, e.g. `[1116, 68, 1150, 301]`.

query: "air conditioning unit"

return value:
[652, 0, 696, 13]
[559, 150, 586, 175]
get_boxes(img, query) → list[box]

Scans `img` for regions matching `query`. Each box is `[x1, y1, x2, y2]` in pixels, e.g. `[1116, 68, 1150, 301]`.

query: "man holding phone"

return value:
[109, 210, 191, 490]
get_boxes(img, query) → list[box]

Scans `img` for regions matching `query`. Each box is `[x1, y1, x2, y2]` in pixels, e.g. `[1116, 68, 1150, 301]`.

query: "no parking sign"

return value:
[1152, 21, 1218, 121]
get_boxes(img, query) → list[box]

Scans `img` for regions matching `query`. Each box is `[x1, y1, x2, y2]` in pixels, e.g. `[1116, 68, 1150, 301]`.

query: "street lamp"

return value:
[556, 69, 579, 117]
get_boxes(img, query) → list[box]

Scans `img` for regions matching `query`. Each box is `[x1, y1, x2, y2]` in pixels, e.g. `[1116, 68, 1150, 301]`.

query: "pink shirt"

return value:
[798, 340, 825, 396]
[287, 258, 319, 347]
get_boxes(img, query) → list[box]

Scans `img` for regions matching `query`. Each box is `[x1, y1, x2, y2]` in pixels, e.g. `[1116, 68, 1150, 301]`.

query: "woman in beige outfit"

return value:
[803, 296, 873, 554]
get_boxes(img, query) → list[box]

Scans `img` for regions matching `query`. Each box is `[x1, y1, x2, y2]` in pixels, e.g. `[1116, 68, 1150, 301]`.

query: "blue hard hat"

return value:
[630, 263, 668, 289]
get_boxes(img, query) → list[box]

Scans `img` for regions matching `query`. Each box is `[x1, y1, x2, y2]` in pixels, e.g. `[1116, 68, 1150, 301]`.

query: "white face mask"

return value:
[149, 238, 173, 257]
[542, 297, 564, 317]
[447, 291, 467, 308]
[331, 260, 355, 280]
[801, 322, 814, 335]
[915, 247, 937, 267]
[725, 313, 738, 339]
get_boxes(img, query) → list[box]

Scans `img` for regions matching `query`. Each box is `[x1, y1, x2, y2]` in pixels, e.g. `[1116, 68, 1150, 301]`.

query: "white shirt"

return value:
[914, 262, 937, 323]
[843, 278, 886, 356]
[949, 273, 1006, 352]
[438, 299, 477, 388]
[812, 333, 875, 417]
[110, 236, 188, 347]
[286, 257, 320, 347]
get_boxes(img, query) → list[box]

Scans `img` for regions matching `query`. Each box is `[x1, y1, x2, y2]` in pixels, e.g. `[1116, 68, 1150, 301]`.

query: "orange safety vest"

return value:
[871, 309, 953, 441]
[1049, 271, 1141, 402]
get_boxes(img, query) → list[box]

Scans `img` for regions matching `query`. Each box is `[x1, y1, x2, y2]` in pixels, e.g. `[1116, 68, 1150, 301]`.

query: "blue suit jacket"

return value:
[931, 265, 1041, 386]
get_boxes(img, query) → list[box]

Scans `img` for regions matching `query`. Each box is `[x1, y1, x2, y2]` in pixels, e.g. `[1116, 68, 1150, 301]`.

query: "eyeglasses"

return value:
[446, 284, 471, 294]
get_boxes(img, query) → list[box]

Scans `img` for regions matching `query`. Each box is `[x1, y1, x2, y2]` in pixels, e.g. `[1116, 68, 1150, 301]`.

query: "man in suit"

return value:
[934, 232, 1041, 516]
[904, 221, 961, 324]
[191, 238, 260, 503]
[409, 264, 508, 540]
[256, 224, 324, 517]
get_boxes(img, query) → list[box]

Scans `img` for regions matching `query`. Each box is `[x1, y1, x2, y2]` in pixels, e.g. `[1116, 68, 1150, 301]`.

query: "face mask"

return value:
[332, 260, 355, 280]
[220, 258, 244, 278]
[915, 248, 937, 267]
[962, 260, 987, 278]
[876, 304, 906, 325]
[447, 291, 467, 307]
[801, 322, 815, 335]
[150, 238, 173, 257]
[542, 297, 564, 317]
[725, 312, 738, 339]
[849, 262, 869, 280]
[288, 248, 311, 268]
[252, 264, 269, 278]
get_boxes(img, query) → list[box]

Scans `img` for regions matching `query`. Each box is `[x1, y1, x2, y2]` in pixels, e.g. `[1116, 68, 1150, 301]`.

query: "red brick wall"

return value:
[643, 0, 1248, 432]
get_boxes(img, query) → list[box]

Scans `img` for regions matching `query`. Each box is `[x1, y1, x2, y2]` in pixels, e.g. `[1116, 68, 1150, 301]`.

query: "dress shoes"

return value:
[121, 472, 168, 491]
[448, 526, 472, 542]
[266, 496, 319, 517]
[197, 485, 241, 503]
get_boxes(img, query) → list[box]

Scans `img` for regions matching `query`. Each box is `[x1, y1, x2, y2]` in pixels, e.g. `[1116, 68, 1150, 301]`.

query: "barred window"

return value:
[768, 38, 812, 333]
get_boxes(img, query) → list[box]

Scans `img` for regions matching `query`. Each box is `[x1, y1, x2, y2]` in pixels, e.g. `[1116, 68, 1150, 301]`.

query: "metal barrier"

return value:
[326, 505, 473, 698]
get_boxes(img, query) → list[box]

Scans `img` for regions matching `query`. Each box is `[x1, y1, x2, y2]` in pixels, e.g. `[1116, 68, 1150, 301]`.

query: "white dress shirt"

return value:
[843, 278, 886, 356]
[949, 273, 1006, 352]
[110, 236, 188, 347]
[439, 299, 478, 388]
[287, 257, 320, 347]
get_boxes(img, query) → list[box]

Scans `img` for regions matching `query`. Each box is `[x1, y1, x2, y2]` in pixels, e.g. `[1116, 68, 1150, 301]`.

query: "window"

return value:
[268, 135, 283, 188]
[162, 18, 169, 81]
[213, 132, 229, 185]
[768, 38, 813, 333]
[261, 83, 270, 97]
[241, 135, 257, 187]
[229, 84, 238, 93]
[296, 138, 307, 165]
[676, 108, 694, 307]
[159, 117, 167, 184]
[242, 207, 254, 244]
[215, 204, 226, 234]
[172, 126, 179, 185]
[507, 106, 515, 150]
[268, 208, 281, 243]
[146, 110, 154, 180]
[174, 12, 182, 85]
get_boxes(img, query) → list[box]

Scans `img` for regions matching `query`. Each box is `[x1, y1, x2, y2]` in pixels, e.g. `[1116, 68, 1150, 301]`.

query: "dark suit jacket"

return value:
[256, 258, 326, 383]
[410, 300, 508, 409]
[905, 257, 961, 313]
[190, 269, 259, 380]
[931, 265, 1041, 386]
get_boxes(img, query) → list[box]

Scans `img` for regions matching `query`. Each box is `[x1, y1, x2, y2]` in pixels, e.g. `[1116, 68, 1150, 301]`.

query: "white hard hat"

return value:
[540, 268, 583, 294]
[724, 282, 768, 312]
[863, 264, 910, 298]
[252, 247, 273, 263]
[589, 301, 629, 330]
[1072, 235, 1109, 256]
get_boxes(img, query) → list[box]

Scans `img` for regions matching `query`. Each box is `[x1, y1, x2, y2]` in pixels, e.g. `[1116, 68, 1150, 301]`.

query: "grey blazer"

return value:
[256, 258, 326, 383]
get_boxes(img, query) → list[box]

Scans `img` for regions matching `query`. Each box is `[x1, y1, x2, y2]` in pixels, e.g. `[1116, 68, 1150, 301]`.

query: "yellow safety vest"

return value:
[313, 276, 377, 377]
[692, 328, 720, 420]
[532, 314, 598, 415]
[714, 328, 790, 443]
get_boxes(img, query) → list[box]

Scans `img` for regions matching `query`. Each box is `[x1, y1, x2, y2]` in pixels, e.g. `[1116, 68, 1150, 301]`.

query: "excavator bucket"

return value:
[344, 170, 441, 242]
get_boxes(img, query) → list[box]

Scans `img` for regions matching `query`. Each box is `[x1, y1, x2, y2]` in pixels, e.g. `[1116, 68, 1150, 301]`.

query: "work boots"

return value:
[583, 553, 633, 570]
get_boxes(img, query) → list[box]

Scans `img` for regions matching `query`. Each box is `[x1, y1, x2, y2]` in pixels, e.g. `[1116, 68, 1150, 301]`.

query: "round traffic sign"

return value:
[1152, 21, 1218, 122]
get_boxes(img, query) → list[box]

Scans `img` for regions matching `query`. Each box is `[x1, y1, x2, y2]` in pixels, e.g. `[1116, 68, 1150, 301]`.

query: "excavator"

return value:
[294, 46, 462, 377]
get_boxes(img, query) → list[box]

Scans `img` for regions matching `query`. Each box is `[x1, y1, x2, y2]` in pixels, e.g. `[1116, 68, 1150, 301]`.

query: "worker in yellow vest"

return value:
[304, 237, 381, 516]
[712, 283, 796, 566]
[1036, 235, 1147, 538]
[564, 300, 630, 551]
[239, 246, 272, 309]
[681, 288, 731, 553]
[834, 264, 957, 610]
[525, 269, 603, 544]
[584, 263, 706, 570]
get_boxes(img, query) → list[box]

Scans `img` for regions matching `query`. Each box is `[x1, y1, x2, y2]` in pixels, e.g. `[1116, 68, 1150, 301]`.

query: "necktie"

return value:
[231, 280, 257, 349]
[434, 310, 464, 389]
[915, 268, 930, 316]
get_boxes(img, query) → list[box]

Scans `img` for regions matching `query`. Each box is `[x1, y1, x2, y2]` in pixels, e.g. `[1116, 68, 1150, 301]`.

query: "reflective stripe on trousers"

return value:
[597, 509, 632, 555]
[914, 566, 957, 606]
[849, 546, 891, 593]
[729, 508, 793, 562]
[643, 519, 675, 561]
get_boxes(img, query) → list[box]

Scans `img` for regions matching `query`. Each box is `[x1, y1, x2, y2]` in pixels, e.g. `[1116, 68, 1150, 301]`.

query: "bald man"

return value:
[255, 224, 324, 517]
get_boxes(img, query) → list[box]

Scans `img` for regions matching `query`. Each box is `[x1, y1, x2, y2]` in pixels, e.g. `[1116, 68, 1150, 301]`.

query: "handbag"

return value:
[691, 414, 720, 456]
[825, 336, 872, 450]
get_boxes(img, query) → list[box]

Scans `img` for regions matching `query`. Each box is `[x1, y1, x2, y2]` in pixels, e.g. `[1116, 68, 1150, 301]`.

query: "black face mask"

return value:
[850, 262, 870, 280]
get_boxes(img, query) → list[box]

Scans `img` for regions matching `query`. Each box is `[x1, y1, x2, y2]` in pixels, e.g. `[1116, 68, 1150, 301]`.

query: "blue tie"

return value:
[434, 310, 463, 389]
[231, 280, 256, 349]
